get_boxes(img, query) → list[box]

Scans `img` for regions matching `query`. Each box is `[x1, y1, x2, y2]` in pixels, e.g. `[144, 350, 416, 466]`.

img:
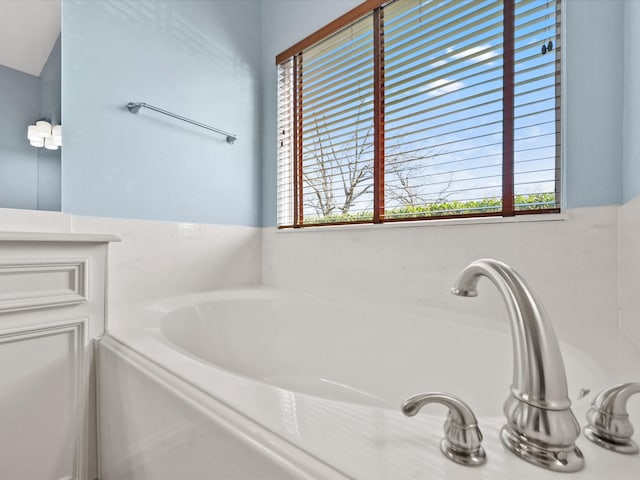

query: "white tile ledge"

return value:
[276, 212, 569, 232]
[0, 231, 121, 243]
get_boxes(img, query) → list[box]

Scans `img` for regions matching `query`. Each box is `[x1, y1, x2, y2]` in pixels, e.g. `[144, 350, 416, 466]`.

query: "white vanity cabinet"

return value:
[0, 232, 118, 480]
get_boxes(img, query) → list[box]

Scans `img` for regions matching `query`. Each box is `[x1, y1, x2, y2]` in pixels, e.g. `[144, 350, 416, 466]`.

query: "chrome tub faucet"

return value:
[451, 259, 584, 472]
[402, 392, 486, 466]
[585, 382, 640, 454]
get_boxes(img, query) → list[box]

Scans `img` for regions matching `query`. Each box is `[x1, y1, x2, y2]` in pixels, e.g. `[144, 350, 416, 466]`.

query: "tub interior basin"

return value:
[159, 293, 600, 415]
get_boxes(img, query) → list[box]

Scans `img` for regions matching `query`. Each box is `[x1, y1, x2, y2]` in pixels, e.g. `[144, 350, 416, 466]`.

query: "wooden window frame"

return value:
[277, 0, 561, 228]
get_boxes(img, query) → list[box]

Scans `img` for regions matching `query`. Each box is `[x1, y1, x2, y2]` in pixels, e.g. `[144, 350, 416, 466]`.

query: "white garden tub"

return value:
[98, 287, 640, 479]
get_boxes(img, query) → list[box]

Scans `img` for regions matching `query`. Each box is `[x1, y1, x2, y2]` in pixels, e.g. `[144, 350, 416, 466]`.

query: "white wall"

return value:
[0, 208, 262, 330]
[263, 207, 620, 342]
[619, 197, 640, 350]
[72, 216, 261, 329]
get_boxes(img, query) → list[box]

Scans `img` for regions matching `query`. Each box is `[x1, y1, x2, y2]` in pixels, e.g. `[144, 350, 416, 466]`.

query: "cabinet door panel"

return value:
[0, 321, 85, 480]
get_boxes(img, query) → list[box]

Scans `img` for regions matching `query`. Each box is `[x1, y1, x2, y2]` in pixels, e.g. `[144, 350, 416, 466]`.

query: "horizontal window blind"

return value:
[384, 0, 504, 219]
[513, 0, 560, 210]
[276, 0, 561, 228]
[300, 15, 375, 225]
[277, 58, 295, 227]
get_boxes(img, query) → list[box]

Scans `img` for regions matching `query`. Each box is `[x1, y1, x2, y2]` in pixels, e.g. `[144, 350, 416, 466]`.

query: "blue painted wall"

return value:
[0, 36, 61, 211]
[0, 65, 39, 209]
[58, 0, 635, 226]
[623, 0, 640, 203]
[62, 0, 262, 226]
[564, 0, 624, 208]
[38, 36, 62, 211]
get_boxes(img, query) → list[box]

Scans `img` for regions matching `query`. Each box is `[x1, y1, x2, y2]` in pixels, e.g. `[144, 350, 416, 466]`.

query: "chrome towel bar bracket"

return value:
[127, 102, 238, 144]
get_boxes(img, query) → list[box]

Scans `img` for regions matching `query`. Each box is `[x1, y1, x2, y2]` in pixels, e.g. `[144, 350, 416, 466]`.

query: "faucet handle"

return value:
[584, 382, 640, 454]
[402, 392, 486, 466]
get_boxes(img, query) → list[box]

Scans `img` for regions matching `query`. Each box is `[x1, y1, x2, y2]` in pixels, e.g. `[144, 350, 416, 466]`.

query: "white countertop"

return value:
[0, 231, 120, 243]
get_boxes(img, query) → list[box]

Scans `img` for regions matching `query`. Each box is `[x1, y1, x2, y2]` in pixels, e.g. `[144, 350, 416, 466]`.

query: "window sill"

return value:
[276, 212, 569, 233]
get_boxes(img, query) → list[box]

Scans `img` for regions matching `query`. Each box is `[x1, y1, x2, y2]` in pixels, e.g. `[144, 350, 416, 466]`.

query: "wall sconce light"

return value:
[27, 120, 62, 150]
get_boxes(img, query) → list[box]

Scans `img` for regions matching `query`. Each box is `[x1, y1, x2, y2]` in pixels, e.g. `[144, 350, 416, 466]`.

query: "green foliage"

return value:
[302, 193, 556, 225]
[303, 210, 373, 224]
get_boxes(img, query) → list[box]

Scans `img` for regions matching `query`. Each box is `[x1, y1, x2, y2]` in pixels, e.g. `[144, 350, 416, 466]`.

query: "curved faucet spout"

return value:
[452, 259, 569, 409]
[451, 259, 584, 472]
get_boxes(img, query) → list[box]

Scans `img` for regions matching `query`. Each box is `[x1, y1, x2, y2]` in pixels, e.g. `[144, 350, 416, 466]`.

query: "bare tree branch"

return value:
[302, 104, 452, 219]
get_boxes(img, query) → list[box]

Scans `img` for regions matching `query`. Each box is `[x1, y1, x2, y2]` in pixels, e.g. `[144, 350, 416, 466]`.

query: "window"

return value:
[277, 0, 561, 227]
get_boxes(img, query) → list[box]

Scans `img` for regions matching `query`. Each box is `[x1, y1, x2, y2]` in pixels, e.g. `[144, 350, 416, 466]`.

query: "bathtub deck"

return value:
[99, 329, 640, 480]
